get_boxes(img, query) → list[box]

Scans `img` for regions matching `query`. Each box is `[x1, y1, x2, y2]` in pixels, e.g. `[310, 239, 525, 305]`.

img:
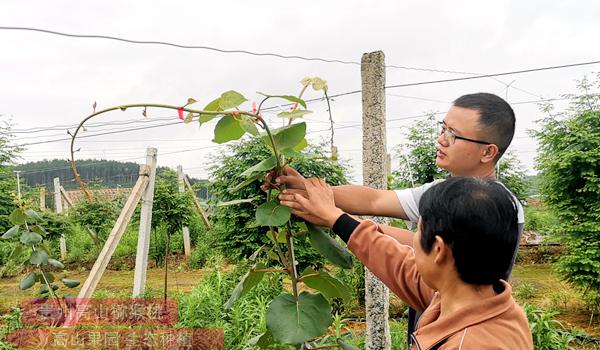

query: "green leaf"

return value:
[257, 92, 307, 109]
[20, 231, 43, 245]
[9, 208, 26, 225]
[31, 226, 48, 236]
[199, 98, 221, 124]
[277, 109, 312, 120]
[48, 258, 65, 269]
[256, 201, 291, 227]
[216, 198, 258, 207]
[293, 138, 308, 151]
[39, 284, 59, 294]
[20, 272, 36, 290]
[301, 267, 351, 303]
[263, 122, 306, 152]
[241, 156, 277, 178]
[248, 331, 273, 349]
[281, 148, 303, 160]
[9, 244, 25, 260]
[25, 209, 42, 222]
[62, 279, 80, 288]
[36, 272, 54, 283]
[2, 225, 20, 239]
[224, 263, 266, 309]
[213, 115, 245, 143]
[272, 230, 287, 244]
[219, 90, 247, 110]
[248, 245, 265, 261]
[266, 291, 332, 345]
[240, 117, 259, 136]
[307, 223, 353, 269]
[232, 172, 264, 192]
[186, 98, 197, 105]
[184, 112, 194, 124]
[29, 250, 49, 265]
[337, 339, 360, 350]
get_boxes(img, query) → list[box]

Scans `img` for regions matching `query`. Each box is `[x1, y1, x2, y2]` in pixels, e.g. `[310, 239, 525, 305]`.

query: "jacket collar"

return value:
[412, 280, 514, 349]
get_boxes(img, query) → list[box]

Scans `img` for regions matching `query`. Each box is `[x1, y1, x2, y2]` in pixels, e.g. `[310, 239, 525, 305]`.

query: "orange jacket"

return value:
[345, 220, 533, 350]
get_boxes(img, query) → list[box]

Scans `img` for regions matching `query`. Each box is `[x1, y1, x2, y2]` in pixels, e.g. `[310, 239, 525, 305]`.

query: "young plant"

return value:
[69, 77, 354, 348]
[1, 202, 80, 318]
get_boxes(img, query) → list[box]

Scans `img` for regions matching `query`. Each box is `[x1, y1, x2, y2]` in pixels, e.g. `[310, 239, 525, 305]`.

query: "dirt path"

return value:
[0, 268, 204, 315]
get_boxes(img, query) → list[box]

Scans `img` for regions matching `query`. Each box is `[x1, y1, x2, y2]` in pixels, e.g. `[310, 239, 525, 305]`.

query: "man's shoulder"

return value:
[494, 180, 525, 224]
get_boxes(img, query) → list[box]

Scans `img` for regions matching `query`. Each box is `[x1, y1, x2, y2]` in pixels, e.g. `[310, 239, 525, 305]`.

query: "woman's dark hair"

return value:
[418, 177, 519, 285]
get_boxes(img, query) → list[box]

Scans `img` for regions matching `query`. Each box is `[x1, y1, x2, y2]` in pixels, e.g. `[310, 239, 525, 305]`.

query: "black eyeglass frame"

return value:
[437, 121, 492, 145]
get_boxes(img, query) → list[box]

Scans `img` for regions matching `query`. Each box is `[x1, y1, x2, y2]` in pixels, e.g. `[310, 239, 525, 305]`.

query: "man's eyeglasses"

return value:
[438, 122, 491, 145]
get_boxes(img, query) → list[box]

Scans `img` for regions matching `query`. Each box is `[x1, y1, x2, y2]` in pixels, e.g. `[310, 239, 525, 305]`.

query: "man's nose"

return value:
[437, 133, 449, 146]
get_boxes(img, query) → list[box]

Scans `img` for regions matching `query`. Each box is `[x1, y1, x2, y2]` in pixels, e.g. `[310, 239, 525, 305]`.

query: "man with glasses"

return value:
[272, 92, 524, 346]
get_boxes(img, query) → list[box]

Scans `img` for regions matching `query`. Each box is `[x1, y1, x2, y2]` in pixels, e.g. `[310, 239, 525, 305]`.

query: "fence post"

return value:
[178, 165, 192, 257]
[132, 147, 158, 297]
[39, 187, 46, 210]
[53, 178, 67, 260]
[361, 50, 391, 350]
[73, 165, 150, 309]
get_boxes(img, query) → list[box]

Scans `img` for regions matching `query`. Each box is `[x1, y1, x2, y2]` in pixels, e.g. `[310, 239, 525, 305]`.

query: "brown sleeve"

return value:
[379, 224, 414, 246]
[346, 220, 435, 312]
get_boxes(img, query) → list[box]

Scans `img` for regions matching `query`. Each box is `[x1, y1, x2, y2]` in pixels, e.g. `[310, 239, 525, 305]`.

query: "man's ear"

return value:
[480, 144, 499, 164]
[433, 235, 452, 265]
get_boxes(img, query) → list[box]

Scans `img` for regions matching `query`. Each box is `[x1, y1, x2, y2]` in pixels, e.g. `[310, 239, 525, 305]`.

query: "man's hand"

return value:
[279, 178, 344, 228]
[261, 165, 306, 192]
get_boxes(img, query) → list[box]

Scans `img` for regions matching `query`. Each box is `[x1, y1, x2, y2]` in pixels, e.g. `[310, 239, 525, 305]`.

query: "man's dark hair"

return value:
[453, 93, 515, 159]
[418, 177, 518, 285]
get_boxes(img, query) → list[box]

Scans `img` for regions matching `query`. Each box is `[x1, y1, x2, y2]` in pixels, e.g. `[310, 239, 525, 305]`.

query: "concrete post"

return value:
[132, 147, 158, 297]
[178, 165, 192, 257]
[53, 178, 67, 260]
[361, 51, 391, 350]
[39, 187, 46, 210]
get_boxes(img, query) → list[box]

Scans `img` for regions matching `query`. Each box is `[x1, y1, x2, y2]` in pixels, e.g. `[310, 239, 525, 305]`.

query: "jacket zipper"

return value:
[410, 334, 422, 350]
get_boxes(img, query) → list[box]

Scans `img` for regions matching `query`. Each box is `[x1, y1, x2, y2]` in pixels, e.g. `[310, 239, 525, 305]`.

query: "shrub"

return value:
[533, 76, 600, 314]
[177, 263, 286, 349]
[524, 304, 577, 350]
[514, 281, 537, 301]
[207, 138, 349, 268]
[69, 198, 120, 242]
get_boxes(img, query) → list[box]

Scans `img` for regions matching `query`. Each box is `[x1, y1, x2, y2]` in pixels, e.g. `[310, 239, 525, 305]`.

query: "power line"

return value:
[385, 60, 600, 89]
[0, 26, 519, 75]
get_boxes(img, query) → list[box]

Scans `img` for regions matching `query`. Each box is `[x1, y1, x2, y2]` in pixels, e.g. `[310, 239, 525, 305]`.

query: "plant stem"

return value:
[69, 103, 262, 199]
[267, 190, 289, 272]
[324, 90, 335, 157]
[38, 265, 64, 316]
[287, 84, 309, 126]
[285, 222, 299, 301]
[163, 233, 170, 302]
[257, 99, 299, 300]
[253, 268, 286, 273]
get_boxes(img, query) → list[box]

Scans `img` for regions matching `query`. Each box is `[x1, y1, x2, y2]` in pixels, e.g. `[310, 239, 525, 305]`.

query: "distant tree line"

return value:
[13, 159, 209, 198]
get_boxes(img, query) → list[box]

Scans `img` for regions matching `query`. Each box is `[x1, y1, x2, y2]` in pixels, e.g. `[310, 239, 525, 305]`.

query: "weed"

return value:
[515, 281, 537, 301]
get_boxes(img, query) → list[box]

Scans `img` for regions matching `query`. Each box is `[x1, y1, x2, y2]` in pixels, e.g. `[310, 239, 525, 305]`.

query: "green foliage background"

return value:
[391, 114, 446, 188]
[533, 75, 600, 312]
[207, 138, 349, 267]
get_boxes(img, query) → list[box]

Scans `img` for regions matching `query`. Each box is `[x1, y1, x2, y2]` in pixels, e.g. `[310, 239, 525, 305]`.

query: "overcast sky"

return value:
[1, 1, 599, 182]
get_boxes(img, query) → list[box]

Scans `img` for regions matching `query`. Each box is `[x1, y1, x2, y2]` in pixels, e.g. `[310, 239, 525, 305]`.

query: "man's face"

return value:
[435, 106, 488, 176]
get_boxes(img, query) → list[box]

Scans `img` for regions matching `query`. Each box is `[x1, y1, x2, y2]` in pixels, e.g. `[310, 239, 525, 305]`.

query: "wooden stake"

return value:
[53, 178, 67, 260]
[183, 175, 212, 229]
[178, 166, 192, 257]
[77, 165, 150, 300]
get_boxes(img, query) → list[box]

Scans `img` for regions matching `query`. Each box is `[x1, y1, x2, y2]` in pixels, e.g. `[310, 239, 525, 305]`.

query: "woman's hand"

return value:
[279, 178, 344, 228]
